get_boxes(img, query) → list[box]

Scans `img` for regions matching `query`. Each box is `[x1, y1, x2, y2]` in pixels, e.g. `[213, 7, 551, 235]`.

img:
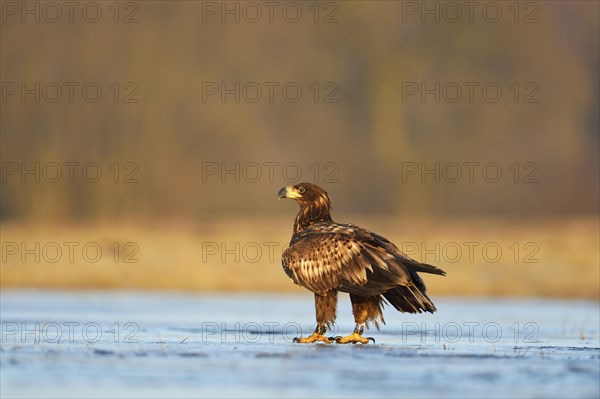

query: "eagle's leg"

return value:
[335, 295, 381, 344]
[293, 292, 337, 344]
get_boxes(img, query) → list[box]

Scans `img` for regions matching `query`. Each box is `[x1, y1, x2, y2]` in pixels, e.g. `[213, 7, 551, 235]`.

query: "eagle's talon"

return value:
[335, 332, 374, 345]
[292, 333, 333, 344]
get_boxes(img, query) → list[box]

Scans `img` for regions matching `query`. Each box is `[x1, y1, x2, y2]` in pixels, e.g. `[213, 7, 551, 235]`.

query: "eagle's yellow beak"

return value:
[278, 186, 301, 199]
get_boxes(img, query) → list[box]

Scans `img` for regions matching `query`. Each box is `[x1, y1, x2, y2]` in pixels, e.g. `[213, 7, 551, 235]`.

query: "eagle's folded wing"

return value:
[282, 226, 415, 295]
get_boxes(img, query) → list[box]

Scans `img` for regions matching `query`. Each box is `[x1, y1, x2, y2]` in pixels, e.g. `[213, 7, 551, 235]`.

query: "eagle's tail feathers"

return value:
[383, 284, 437, 314]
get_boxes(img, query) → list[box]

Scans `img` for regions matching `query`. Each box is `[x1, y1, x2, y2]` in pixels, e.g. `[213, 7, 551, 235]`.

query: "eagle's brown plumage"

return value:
[278, 182, 446, 343]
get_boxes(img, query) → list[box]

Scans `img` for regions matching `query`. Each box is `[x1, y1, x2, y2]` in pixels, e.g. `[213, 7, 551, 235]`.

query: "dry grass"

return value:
[1, 217, 598, 298]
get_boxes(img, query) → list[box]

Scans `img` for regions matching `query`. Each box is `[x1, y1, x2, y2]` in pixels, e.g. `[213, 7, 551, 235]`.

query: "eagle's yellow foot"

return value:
[334, 325, 375, 344]
[293, 324, 333, 344]
[293, 333, 333, 344]
[334, 332, 375, 344]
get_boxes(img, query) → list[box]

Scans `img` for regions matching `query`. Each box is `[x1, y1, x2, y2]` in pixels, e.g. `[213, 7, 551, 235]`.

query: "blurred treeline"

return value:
[1, 1, 598, 223]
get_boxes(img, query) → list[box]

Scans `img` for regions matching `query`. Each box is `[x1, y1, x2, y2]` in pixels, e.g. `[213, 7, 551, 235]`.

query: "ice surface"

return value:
[1, 291, 598, 398]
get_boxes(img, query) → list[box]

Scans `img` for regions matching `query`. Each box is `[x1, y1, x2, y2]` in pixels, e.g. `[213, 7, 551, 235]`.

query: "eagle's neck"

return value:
[294, 197, 333, 234]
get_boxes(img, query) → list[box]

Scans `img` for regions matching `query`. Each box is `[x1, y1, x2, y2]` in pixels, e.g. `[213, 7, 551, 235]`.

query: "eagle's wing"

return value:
[282, 223, 435, 295]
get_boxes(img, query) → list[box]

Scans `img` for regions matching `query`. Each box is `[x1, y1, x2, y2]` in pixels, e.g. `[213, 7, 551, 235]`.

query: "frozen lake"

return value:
[1, 291, 598, 398]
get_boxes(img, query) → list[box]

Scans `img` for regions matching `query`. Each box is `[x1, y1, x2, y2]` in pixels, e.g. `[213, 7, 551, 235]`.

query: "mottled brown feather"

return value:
[282, 223, 443, 299]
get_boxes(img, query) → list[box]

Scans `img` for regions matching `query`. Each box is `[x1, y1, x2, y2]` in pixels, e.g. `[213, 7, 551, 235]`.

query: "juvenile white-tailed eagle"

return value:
[278, 183, 445, 344]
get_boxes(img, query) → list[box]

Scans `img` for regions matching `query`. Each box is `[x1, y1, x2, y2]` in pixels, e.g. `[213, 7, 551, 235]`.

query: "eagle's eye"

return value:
[298, 186, 306, 194]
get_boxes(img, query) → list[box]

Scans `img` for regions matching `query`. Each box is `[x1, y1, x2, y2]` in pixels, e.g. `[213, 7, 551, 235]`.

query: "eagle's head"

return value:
[278, 182, 332, 208]
[279, 183, 333, 232]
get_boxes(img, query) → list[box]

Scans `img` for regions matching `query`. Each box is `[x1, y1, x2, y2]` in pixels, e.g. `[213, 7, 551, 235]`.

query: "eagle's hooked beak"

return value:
[278, 186, 301, 199]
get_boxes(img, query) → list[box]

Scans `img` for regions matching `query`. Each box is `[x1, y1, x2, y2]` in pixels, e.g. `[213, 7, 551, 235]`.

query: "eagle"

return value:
[278, 183, 446, 344]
